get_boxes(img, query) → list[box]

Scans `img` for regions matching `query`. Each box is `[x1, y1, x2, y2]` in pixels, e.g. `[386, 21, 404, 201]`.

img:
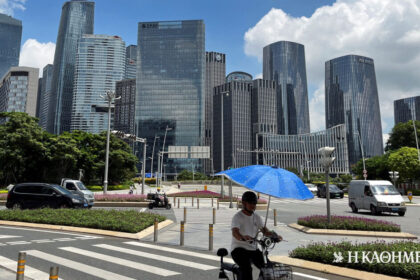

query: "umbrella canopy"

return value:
[216, 165, 313, 200]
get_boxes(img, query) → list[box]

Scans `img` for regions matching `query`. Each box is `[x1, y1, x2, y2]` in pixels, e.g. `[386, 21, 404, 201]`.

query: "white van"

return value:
[61, 179, 94, 208]
[348, 180, 406, 216]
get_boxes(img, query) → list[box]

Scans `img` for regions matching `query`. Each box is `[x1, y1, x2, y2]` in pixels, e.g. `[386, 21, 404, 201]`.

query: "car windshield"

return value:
[53, 185, 72, 195]
[330, 185, 340, 191]
[76, 182, 87, 190]
[371, 185, 400, 195]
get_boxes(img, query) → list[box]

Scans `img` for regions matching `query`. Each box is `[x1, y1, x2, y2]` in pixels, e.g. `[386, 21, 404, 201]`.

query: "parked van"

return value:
[348, 180, 406, 216]
[61, 179, 94, 208]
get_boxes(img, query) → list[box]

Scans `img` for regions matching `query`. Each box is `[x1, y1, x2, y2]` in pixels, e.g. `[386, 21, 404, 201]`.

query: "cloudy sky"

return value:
[1, 0, 419, 144]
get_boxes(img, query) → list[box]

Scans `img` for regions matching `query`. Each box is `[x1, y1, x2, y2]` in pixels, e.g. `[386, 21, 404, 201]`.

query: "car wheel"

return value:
[398, 211, 405, 216]
[12, 203, 22, 210]
[317, 193, 320, 198]
[370, 205, 378, 215]
[350, 203, 358, 213]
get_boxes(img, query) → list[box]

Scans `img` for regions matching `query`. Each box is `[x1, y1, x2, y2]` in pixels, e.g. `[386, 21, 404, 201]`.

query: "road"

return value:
[0, 226, 353, 280]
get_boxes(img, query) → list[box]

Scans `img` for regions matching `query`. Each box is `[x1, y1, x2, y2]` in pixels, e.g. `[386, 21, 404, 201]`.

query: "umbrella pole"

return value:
[264, 195, 271, 229]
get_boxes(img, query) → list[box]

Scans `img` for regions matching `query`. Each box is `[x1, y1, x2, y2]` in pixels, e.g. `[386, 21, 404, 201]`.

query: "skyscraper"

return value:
[137, 20, 205, 174]
[263, 41, 310, 135]
[37, 64, 54, 130]
[325, 55, 383, 166]
[204, 51, 226, 174]
[0, 13, 22, 79]
[125, 45, 137, 79]
[394, 96, 420, 124]
[47, 0, 94, 134]
[70, 35, 125, 133]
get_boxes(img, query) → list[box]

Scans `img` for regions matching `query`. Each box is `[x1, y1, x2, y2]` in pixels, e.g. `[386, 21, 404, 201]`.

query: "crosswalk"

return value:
[272, 196, 348, 205]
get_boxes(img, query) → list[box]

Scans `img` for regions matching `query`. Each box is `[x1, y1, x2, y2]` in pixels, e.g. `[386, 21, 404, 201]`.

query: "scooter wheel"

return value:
[148, 203, 154, 209]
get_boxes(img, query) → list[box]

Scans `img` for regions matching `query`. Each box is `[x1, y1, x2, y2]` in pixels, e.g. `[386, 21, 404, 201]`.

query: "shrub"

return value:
[408, 189, 420, 196]
[94, 194, 146, 202]
[0, 193, 6, 200]
[297, 215, 400, 232]
[87, 185, 102, 191]
[289, 241, 420, 279]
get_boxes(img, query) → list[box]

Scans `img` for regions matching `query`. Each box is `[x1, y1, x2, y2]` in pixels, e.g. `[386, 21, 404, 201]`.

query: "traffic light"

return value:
[111, 130, 125, 138]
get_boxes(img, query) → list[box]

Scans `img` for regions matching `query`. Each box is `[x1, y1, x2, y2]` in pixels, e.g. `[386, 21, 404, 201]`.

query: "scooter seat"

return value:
[221, 262, 240, 275]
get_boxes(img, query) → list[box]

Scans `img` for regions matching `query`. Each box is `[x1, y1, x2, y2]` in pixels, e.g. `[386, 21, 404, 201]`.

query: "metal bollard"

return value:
[217, 198, 219, 210]
[153, 218, 158, 242]
[184, 207, 187, 223]
[16, 252, 26, 280]
[180, 221, 185, 246]
[184, 197, 186, 203]
[192, 197, 194, 207]
[197, 198, 199, 209]
[273, 209, 277, 226]
[211, 197, 214, 207]
[178, 198, 180, 209]
[213, 207, 216, 224]
[49, 266, 59, 280]
[209, 224, 213, 251]
[173, 197, 176, 206]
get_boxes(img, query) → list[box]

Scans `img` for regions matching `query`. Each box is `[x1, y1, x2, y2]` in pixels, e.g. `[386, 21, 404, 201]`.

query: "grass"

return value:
[289, 241, 420, 279]
[297, 215, 401, 232]
[167, 190, 268, 203]
[0, 208, 164, 233]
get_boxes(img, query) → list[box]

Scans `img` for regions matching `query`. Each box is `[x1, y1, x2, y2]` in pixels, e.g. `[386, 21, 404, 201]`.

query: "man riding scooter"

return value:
[231, 191, 282, 280]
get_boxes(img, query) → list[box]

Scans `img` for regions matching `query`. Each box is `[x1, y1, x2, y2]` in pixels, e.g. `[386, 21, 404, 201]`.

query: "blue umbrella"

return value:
[216, 165, 314, 226]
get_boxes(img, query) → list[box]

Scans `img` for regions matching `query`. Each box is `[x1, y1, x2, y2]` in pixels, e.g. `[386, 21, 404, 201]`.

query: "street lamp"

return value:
[389, 171, 399, 190]
[318, 146, 336, 224]
[354, 132, 367, 180]
[220, 91, 229, 198]
[150, 135, 159, 177]
[299, 140, 310, 181]
[100, 90, 120, 195]
[157, 126, 172, 188]
[410, 105, 420, 163]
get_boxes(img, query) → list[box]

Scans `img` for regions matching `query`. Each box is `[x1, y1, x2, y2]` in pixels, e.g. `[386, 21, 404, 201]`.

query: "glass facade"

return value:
[263, 41, 310, 135]
[0, 13, 22, 79]
[394, 96, 420, 124]
[48, 0, 94, 134]
[137, 20, 205, 174]
[70, 35, 125, 134]
[226, 72, 252, 83]
[125, 45, 137, 79]
[325, 55, 383, 166]
[38, 64, 54, 130]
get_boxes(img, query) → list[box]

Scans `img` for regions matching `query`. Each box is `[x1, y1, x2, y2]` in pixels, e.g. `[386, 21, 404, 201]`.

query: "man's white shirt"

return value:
[231, 210, 264, 251]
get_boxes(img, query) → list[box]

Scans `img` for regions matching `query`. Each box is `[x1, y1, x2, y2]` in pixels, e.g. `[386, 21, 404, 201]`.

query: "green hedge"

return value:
[408, 189, 420, 196]
[0, 209, 164, 233]
[290, 241, 420, 279]
[87, 184, 131, 191]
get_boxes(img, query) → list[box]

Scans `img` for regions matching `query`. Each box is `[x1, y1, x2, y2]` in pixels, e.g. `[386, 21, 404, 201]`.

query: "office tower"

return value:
[204, 51, 226, 174]
[263, 41, 310, 135]
[70, 35, 125, 133]
[37, 64, 54, 129]
[0, 67, 39, 121]
[137, 20, 205, 174]
[394, 96, 420, 124]
[125, 45, 137, 79]
[213, 81, 253, 171]
[115, 79, 136, 135]
[48, 0, 94, 134]
[0, 13, 22, 79]
[325, 55, 383, 166]
[226, 71, 252, 83]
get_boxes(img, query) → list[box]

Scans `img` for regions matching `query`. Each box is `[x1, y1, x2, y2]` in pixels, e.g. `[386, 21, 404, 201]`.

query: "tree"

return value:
[385, 120, 420, 151]
[352, 154, 389, 180]
[387, 147, 420, 182]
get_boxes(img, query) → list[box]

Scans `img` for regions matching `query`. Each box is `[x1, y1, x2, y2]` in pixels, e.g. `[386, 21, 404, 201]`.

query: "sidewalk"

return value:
[0, 267, 32, 280]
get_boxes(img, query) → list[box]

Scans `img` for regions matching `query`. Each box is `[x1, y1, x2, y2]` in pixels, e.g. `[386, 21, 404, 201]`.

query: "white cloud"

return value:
[383, 133, 390, 148]
[244, 0, 420, 133]
[309, 84, 325, 132]
[19, 39, 55, 77]
[255, 73, 262, 79]
[0, 0, 25, 15]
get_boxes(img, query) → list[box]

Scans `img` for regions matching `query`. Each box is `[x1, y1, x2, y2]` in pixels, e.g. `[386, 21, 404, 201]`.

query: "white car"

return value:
[305, 183, 317, 195]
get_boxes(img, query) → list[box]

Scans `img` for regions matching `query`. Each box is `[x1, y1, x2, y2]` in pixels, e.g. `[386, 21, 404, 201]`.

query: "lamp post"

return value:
[220, 91, 229, 198]
[299, 140, 310, 181]
[318, 147, 336, 224]
[389, 171, 399, 190]
[150, 135, 159, 177]
[158, 126, 172, 188]
[101, 90, 120, 195]
[354, 132, 367, 180]
[411, 105, 420, 163]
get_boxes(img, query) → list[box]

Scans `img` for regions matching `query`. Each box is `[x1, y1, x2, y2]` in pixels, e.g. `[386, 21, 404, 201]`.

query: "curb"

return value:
[270, 256, 407, 280]
[288, 223, 418, 239]
[405, 203, 420, 207]
[0, 220, 173, 239]
[93, 201, 149, 207]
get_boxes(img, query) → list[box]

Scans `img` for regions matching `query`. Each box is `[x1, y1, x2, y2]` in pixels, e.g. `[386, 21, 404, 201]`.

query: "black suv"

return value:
[6, 183, 88, 209]
[317, 184, 344, 199]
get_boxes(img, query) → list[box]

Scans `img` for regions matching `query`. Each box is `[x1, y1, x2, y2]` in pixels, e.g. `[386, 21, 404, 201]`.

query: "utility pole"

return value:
[318, 147, 336, 224]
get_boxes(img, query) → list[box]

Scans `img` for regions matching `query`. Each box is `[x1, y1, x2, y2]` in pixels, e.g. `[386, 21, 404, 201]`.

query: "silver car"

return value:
[305, 183, 317, 195]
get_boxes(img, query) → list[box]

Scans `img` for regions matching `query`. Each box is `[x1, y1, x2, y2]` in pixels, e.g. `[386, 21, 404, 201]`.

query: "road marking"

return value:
[32, 239, 55, 243]
[74, 236, 102, 240]
[60, 247, 180, 277]
[53, 238, 75, 242]
[125, 241, 235, 264]
[95, 244, 217, 270]
[293, 272, 328, 280]
[0, 226, 96, 238]
[25, 250, 134, 280]
[139, 208, 147, 212]
[6, 241, 31, 245]
[0, 255, 64, 280]
[0, 243, 5, 246]
[0, 235, 22, 239]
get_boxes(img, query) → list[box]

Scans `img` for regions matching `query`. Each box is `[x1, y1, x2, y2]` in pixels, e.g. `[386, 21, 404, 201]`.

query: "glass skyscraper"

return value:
[263, 41, 310, 135]
[48, 0, 94, 134]
[325, 55, 383, 166]
[70, 35, 125, 133]
[394, 96, 420, 124]
[125, 45, 137, 79]
[137, 20, 205, 174]
[0, 13, 22, 79]
[38, 64, 54, 130]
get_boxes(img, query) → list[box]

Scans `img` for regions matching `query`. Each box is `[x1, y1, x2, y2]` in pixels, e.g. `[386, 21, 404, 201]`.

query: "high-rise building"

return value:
[325, 55, 383, 166]
[226, 71, 252, 83]
[37, 64, 54, 130]
[115, 79, 136, 135]
[204, 51, 226, 174]
[47, 0, 94, 134]
[0, 67, 39, 121]
[394, 96, 420, 124]
[0, 13, 22, 79]
[125, 45, 137, 79]
[137, 20, 205, 174]
[70, 34, 125, 133]
[263, 41, 310, 135]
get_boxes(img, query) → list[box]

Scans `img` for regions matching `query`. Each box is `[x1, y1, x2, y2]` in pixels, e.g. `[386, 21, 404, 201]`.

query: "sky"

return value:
[1, 0, 420, 145]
